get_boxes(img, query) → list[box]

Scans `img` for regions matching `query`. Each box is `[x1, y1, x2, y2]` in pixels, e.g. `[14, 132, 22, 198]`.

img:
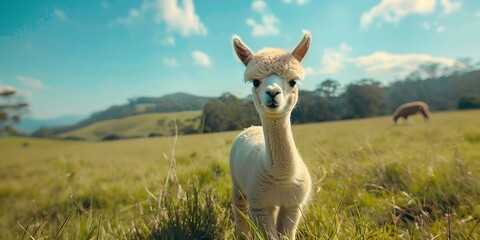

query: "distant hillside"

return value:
[386, 69, 480, 111]
[58, 111, 202, 141]
[16, 115, 86, 134]
[48, 92, 211, 135]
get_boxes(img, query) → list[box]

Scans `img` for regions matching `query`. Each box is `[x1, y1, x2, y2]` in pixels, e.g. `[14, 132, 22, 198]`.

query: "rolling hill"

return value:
[58, 110, 202, 141]
[46, 92, 212, 136]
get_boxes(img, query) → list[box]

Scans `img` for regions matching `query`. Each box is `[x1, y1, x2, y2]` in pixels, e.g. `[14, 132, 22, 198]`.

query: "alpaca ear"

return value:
[233, 35, 254, 66]
[292, 31, 311, 62]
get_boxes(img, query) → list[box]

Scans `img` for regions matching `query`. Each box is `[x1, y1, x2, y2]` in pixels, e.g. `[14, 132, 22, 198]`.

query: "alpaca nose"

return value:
[266, 85, 281, 98]
[266, 91, 279, 98]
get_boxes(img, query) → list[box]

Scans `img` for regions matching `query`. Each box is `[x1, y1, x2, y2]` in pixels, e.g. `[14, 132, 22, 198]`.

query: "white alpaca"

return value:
[230, 32, 312, 239]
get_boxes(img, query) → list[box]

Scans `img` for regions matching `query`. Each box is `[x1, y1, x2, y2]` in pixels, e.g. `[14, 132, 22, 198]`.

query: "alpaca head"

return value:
[233, 31, 311, 118]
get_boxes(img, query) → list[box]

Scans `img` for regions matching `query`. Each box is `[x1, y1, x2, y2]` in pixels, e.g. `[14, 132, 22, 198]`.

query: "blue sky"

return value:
[1, 0, 479, 119]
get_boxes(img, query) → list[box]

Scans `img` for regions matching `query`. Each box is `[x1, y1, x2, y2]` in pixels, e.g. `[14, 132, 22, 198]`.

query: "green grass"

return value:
[58, 110, 201, 141]
[1, 110, 479, 239]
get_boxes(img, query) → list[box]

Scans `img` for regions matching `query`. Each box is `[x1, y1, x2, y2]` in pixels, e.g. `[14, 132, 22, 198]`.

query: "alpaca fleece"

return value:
[230, 31, 312, 240]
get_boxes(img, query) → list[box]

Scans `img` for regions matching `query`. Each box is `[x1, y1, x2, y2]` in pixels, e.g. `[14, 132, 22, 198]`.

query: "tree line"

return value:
[202, 61, 480, 133]
[0, 87, 28, 136]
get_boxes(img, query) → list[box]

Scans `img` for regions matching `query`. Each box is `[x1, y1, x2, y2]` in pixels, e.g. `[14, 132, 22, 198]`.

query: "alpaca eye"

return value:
[252, 79, 261, 88]
[289, 80, 297, 87]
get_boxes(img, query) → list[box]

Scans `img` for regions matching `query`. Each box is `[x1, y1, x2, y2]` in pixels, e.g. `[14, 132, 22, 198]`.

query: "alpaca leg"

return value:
[232, 188, 250, 239]
[420, 110, 430, 122]
[276, 206, 302, 240]
[272, 206, 279, 226]
[250, 207, 277, 239]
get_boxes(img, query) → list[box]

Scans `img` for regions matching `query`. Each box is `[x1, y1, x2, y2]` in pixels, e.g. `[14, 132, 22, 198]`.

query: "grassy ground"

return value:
[1, 110, 479, 239]
[58, 110, 201, 141]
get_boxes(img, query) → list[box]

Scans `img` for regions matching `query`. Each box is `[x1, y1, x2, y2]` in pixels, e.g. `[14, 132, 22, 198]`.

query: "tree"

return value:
[419, 62, 441, 79]
[405, 70, 422, 81]
[202, 94, 259, 133]
[458, 95, 480, 109]
[0, 86, 29, 135]
[316, 79, 340, 98]
[345, 80, 388, 118]
[292, 91, 334, 123]
[31, 128, 54, 138]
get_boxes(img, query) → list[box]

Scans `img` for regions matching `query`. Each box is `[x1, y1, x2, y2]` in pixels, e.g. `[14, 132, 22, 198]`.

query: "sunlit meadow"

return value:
[1, 110, 479, 239]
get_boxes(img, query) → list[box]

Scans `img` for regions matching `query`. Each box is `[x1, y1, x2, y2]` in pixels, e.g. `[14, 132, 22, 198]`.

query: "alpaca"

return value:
[392, 101, 430, 124]
[230, 31, 312, 240]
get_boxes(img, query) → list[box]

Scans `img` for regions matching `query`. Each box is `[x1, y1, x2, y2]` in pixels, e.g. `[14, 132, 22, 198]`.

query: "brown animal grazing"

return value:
[392, 101, 430, 124]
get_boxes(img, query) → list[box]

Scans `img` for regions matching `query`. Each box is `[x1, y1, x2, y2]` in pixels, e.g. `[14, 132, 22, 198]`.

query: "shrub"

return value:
[102, 134, 120, 141]
[458, 95, 480, 109]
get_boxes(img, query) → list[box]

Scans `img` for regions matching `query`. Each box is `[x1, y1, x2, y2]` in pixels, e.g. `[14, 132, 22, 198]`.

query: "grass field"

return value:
[58, 110, 201, 141]
[1, 110, 479, 239]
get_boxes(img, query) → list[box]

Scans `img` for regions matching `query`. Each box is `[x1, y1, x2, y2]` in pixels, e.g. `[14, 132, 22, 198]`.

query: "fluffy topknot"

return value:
[244, 48, 305, 82]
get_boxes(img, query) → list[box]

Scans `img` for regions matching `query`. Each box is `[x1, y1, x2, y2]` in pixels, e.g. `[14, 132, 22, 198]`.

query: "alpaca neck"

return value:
[260, 113, 300, 177]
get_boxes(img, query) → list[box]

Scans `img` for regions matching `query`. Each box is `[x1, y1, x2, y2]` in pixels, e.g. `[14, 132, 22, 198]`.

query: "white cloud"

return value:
[421, 21, 446, 33]
[318, 43, 352, 74]
[155, 0, 207, 36]
[246, 15, 280, 37]
[15, 76, 43, 89]
[282, 0, 309, 5]
[304, 43, 352, 76]
[421, 22, 431, 30]
[54, 7, 69, 22]
[360, 0, 462, 29]
[162, 57, 179, 67]
[475, 11, 480, 17]
[304, 67, 316, 76]
[252, 0, 267, 13]
[102, 1, 110, 9]
[112, 0, 206, 37]
[25, 42, 33, 49]
[440, 0, 462, 14]
[306, 44, 456, 80]
[23, 90, 32, 98]
[111, 3, 151, 27]
[192, 50, 211, 67]
[247, 0, 280, 37]
[157, 36, 176, 45]
[353, 52, 455, 78]
[361, 0, 436, 29]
